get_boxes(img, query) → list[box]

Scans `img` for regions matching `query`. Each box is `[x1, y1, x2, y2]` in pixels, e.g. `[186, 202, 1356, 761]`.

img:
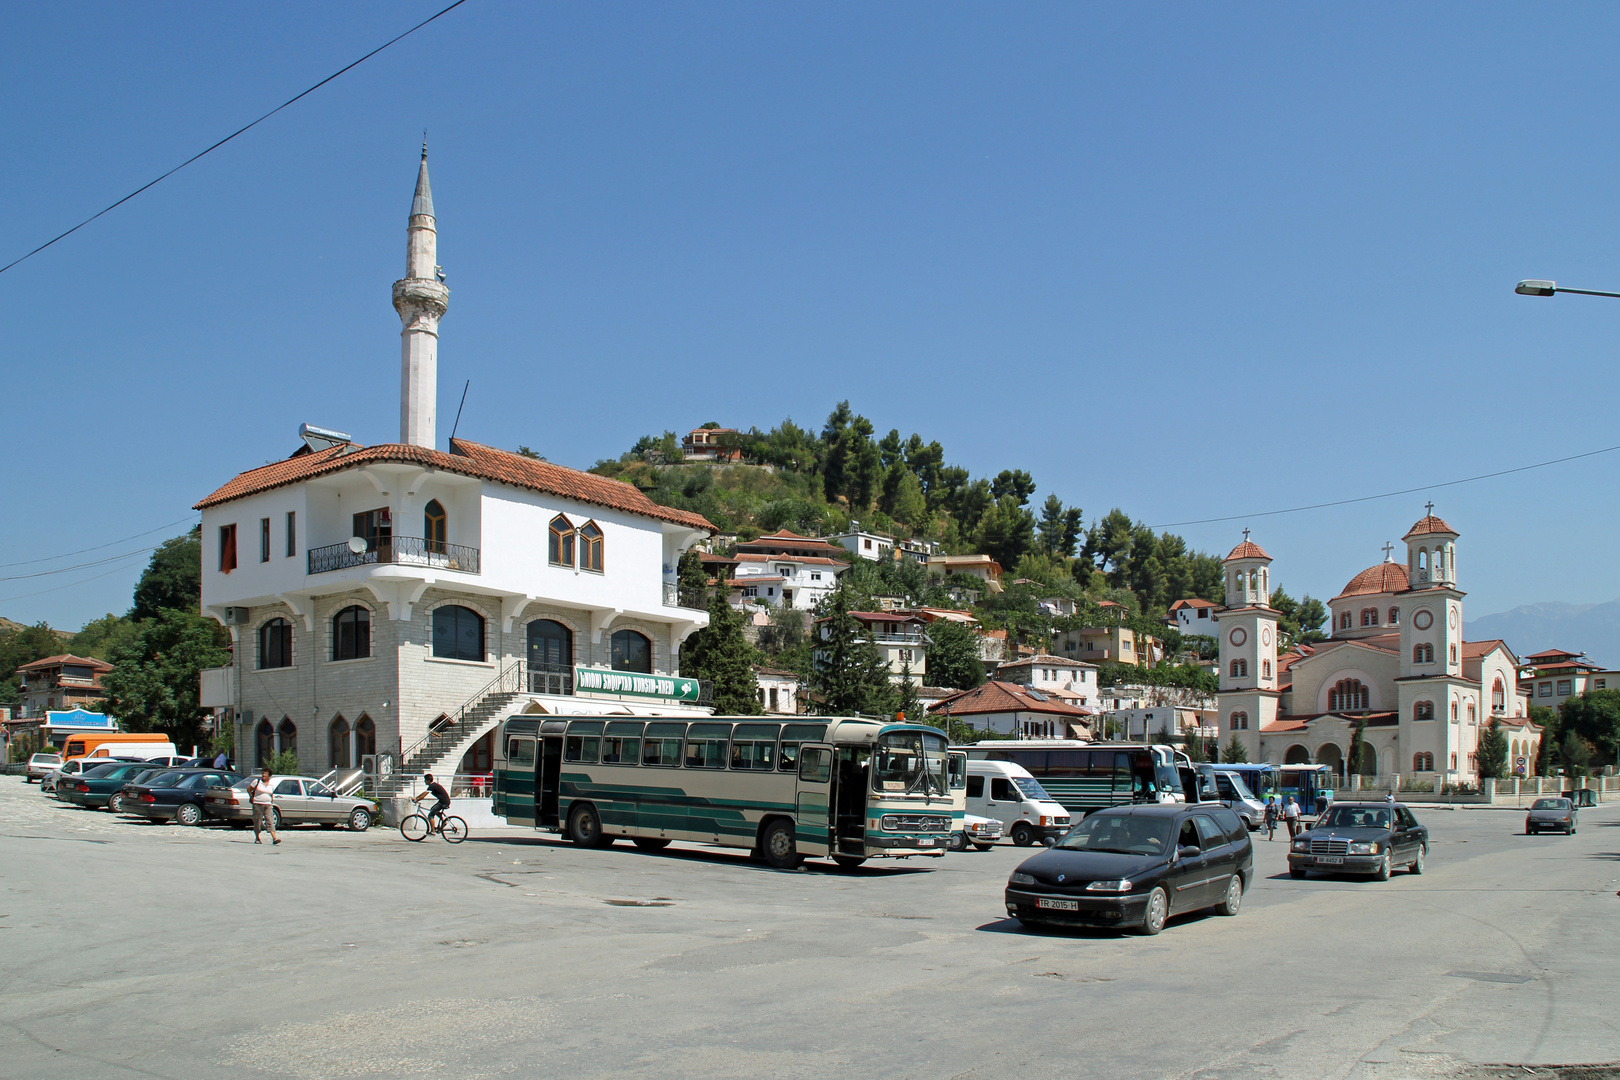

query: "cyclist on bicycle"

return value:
[413, 773, 451, 830]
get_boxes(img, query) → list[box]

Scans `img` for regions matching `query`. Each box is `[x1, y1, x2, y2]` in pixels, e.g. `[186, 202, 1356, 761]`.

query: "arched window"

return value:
[433, 605, 485, 661]
[1340, 612, 1352, 630]
[1449, 644, 1457, 664]
[549, 515, 575, 566]
[527, 619, 574, 694]
[1414, 700, 1435, 721]
[332, 605, 370, 661]
[1230, 711, 1248, 730]
[258, 618, 292, 669]
[424, 499, 447, 554]
[1467, 701, 1476, 723]
[1361, 608, 1377, 627]
[1413, 752, 1433, 772]
[1229, 659, 1248, 679]
[355, 715, 376, 758]
[1450, 752, 1458, 770]
[578, 521, 603, 573]
[1413, 643, 1433, 664]
[255, 719, 275, 767]
[1388, 607, 1400, 625]
[1450, 699, 1459, 722]
[329, 715, 351, 769]
[610, 629, 652, 674]
[1492, 677, 1505, 711]
[1418, 549, 1429, 571]
[277, 718, 297, 759]
[1329, 679, 1370, 712]
[1262, 660, 1271, 679]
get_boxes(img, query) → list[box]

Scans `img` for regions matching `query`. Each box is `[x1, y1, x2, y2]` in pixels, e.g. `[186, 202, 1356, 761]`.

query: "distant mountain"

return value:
[1466, 599, 1620, 669]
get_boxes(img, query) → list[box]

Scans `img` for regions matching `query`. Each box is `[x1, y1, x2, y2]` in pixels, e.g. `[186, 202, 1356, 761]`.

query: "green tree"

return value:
[1294, 596, 1328, 644]
[926, 617, 986, 691]
[809, 586, 897, 717]
[130, 527, 204, 620]
[69, 613, 138, 660]
[0, 621, 66, 704]
[1346, 715, 1369, 775]
[101, 609, 232, 750]
[676, 548, 709, 608]
[990, 469, 1036, 506]
[1529, 704, 1559, 775]
[1222, 733, 1248, 764]
[896, 655, 922, 723]
[1557, 730, 1593, 777]
[890, 467, 929, 533]
[1477, 717, 1508, 780]
[679, 588, 762, 714]
[974, 495, 1036, 572]
[1557, 689, 1620, 766]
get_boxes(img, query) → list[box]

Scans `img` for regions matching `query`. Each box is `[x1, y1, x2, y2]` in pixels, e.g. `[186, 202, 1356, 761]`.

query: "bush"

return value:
[269, 750, 300, 776]
[1399, 778, 1435, 793]
[1440, 781, 1479, 796]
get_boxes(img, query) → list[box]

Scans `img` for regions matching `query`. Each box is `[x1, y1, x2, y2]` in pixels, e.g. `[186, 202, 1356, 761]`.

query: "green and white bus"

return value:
[960, 740, 1192, 816]
[492, 715, 958, 869]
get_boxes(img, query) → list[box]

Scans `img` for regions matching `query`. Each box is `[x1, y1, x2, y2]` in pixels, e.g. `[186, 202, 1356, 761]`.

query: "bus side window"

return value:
[564, 734, 599, 764]
[966, 775, 984, 798]
[798, 747, 831, 784]
[779, 742, 802, 772]
[507, 738, 535, 768]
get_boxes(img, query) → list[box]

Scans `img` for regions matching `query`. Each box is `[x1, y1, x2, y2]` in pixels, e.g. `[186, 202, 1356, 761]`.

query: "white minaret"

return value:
[393, 143, 448, 448]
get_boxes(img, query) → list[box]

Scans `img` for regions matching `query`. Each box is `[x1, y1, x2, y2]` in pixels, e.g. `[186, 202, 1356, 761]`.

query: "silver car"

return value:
[205, 774, 375, 831]
[1525, 797, 1577, 835]
[25, 753, 63, 783]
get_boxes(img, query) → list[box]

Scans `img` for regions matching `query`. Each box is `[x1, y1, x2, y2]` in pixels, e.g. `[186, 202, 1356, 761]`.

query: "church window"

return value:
[1230, 659, 1248, 679]
[1340, 612, 1352, 631]
[1467, 701, 1476, 723]
[1229, 711, 1248, 730]
[1450, 752, 1458, 770]
[1414, 700, 1435, 721]
[1262, 660, 1271, 678]
[579, 521, 604, 573]
[332, 605, 370, 661]
[1413, 644, 1434, 664]
[1329, 679, 1369, 711]
[1450, 699, 1458, 722]
[1418, 549, 1429, 571]
[424, 500, 447, 554]
[1388, 607, 1399, 625]
[549, 515, 575, 566]
[1449, 644, 1457, 664]
[1412, 752, 1434, 772]
[1492, 678, 1505, 711]
[1361, 608, 1378, 627]
[432, 605, 485, 662]
[258, 618, 292, 669]
[277, 718, 298, 759]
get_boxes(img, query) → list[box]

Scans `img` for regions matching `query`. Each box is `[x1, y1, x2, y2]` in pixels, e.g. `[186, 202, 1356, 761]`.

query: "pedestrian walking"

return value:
[1263, 797, 1279, 840]
[213, 750, 229, 770]
[1283, 796, 1301, 839]
[249, 767, 280, 845]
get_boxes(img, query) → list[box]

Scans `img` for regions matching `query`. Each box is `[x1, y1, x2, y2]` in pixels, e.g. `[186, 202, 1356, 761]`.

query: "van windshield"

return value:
[1012, 776, 1053, 801]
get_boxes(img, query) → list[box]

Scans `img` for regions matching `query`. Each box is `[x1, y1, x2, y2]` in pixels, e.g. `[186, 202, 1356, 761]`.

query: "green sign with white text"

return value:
[574, 667, 704, 702]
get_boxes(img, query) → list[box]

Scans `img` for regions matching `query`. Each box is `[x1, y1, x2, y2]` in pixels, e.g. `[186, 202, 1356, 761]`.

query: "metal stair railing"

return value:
[384, 661, 526, 793]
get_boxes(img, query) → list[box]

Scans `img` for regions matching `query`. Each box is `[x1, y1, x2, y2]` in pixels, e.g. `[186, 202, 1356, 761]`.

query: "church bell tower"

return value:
[1215, 532, 1280, 759]
[394, 143, 449, 448]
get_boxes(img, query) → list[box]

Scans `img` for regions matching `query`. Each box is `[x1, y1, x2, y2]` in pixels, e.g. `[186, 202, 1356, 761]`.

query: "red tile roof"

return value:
[1335, 561, 1410, 599]
[1224, 540, 1270, 562]
[1169, 598, 1217, 610]
[1523, 649, 1585, 661]
[16, 654, 113, 672]
[734, 553, 844, 567]
[927, 681, 1093, 718]
[1404, 514, 1456, 539]
[194, 438, 714, 532]
[1260, 719, 1309, 733]
[1462, 639, 1513, 660]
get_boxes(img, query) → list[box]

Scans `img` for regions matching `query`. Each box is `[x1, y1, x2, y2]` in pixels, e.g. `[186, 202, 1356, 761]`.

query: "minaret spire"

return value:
[393, 142, 448, 448]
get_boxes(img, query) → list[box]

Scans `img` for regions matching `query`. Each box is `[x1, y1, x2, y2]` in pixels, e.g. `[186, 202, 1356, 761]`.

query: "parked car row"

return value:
[32, 757, 377, 831]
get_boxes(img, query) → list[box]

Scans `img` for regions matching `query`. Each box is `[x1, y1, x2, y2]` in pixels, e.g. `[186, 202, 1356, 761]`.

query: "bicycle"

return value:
[400, 806, 467, 843]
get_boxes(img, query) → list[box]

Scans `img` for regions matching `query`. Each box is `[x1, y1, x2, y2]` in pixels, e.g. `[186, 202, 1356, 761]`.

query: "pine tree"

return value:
[676, 548, 709, 608]
[1222, 734, 1248, 764]
[810, 586, 898, 717]
[1477, 717, 1509, 780]
[680, 588, 762, 714]
[1346, 715, 1369, 776]
[896, 655, 922, 724]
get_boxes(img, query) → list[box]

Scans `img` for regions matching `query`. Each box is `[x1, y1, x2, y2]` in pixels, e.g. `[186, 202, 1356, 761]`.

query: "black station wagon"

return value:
[1004, 804, 1254, 935]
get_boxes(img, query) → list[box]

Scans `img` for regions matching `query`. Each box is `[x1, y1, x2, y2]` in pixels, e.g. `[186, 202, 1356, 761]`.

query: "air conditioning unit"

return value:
[222, 607, 251, 626]
[237, 709, 254, 727]
[360, 754, 377, 777]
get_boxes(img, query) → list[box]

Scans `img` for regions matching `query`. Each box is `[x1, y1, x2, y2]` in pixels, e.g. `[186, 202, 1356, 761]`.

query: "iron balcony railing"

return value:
[308, 536, 481, 575]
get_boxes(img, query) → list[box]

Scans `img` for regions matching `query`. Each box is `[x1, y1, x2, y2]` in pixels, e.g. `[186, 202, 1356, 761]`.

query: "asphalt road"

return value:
[1, 778, 1616, 1080]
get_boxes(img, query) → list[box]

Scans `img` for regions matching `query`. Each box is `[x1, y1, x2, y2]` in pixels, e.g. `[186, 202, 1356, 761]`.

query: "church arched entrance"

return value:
[1284, 744, 1311, 764]
[1315, 742, 1344, 777]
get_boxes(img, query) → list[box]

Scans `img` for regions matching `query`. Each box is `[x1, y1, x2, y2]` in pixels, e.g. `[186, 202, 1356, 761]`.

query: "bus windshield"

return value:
[872, 730, 948, 795]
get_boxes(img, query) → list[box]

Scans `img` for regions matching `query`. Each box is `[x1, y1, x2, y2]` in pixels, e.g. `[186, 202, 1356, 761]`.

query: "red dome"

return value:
[1224, 540, 1270, 562]
[1403, 514, 1456, 539]
[1335, 562, 1409, 599]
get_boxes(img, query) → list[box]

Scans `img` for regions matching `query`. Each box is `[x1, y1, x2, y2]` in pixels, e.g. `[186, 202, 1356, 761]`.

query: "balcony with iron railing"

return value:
[308, 536, 480, 576]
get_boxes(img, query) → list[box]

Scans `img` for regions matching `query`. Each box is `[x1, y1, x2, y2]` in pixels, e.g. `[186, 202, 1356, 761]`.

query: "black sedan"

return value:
[120, 769, 243, 825]
[1004, 804, 1254, 935]
[60, 762, 171, 812]
[1525, 797, 1577, 835]
[1288, 801, 1427, 880]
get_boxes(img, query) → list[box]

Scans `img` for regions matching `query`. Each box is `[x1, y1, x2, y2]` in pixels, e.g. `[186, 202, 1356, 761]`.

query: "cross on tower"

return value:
[1425, 501, 1435, 517]
[1382, 541, 1394, 561]
[1242, 528, 1251, 543]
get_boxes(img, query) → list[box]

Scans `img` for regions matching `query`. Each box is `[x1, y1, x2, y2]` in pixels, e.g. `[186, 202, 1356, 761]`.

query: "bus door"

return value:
[833, 746, 872, 854]
[794, 744, 833, 856]
[538, 734, 563, 828]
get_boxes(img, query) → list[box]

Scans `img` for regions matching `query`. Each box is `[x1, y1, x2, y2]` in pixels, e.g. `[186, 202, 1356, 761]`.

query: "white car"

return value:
[41, 757, 115, 794]
[25, 753, 63, 783]
[204, 774, 375, 831]
[949, 813, 1005, 852]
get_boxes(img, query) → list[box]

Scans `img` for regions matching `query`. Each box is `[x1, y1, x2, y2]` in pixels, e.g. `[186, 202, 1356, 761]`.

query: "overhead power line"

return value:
[0, 546, 160, 584]
[0, 516, 196, 570]
[0, 0, 470, 277]
[0, 558, 151, 606]
[1150, 442, 1620, 530]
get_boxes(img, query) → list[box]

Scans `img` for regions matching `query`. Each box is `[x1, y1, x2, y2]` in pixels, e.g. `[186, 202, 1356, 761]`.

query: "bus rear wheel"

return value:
[761, 820, 802, 869]
[568, 803, 608, 848]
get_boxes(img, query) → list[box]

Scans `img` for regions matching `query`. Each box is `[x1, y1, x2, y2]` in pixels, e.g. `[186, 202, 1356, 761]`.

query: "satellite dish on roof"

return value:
[347, 537, 368, 555]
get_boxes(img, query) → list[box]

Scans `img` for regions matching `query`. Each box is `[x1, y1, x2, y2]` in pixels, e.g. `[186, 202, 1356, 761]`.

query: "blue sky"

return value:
[5, 3, 1620, 631]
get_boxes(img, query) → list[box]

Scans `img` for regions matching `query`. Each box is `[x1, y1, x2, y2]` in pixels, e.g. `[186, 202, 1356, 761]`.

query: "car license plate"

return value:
[1037, 898, 1079, 911]
[1316, 856, 1343, 865]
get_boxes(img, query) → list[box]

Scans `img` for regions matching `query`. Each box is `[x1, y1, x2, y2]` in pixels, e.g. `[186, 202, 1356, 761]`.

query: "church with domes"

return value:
[1215, 511, 1543, 782]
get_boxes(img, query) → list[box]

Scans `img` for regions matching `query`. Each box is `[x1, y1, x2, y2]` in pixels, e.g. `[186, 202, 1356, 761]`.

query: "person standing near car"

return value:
[1283, 796, 1301, 839]
[1263, 797, 1279, 840]
[249, 767, 280, 845]
[213, 749, 229, 770]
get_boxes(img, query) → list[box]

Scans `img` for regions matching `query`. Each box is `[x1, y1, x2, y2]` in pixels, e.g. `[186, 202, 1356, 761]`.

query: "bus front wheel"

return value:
[761, 820, 802, 869]
[568, 803, 608, 848]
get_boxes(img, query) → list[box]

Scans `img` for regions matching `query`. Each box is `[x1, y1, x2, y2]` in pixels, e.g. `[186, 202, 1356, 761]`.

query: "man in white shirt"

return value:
[1283, 796, 1302, 839]
[249, 767, 280, 845]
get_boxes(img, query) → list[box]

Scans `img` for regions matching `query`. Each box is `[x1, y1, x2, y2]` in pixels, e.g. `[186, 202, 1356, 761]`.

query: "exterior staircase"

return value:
[379, 661, 526, 797]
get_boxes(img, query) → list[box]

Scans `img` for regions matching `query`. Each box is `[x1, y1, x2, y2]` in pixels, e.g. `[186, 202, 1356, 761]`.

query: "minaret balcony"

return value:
[308, 536, 480, 575]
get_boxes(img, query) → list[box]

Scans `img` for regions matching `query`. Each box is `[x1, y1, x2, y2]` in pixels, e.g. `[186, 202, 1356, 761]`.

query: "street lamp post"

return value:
[1516, 279, 1620, 299]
